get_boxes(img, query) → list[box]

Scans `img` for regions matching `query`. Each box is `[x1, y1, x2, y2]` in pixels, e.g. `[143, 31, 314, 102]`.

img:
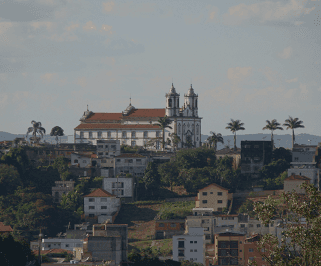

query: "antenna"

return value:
[130, 93, 131, 105]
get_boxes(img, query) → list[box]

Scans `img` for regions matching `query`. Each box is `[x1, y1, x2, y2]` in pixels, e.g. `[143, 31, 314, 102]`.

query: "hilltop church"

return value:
[74, 84, 202, 150]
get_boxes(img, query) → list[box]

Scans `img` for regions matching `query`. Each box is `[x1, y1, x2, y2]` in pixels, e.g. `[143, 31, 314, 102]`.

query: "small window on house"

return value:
[122, 131, 127, 138]
[194, 241, 197, 243]
[131, 131, 136, 138]
[144, 131, 148, 138]
[194, 249, 197, 252]
[202, 200, 207, 204]
[210, 192, 213, 194]
[240, 224, 245, 228]
[190, 241, 193, 244]
[98, 145, 103, 148]
[101, 206, 107, 209]
[116, 159, 121, 162]
[89, 132, 92, 139]
[218, 200, 223, 204]
[107, 131, 111, 138]
[98, 132, 102, 138]
[190, 249, 193, 252]
[217, 192, 223, 196]
[89, 206, 95, 209]
[83, 160, 87, 163]
[159, 223, 164, 227]
[89, 214, 94, 217]
[257, 224, 261, 228]
[80, 132, 84, 139]
[202, 192, 207, 196]
[89, 198, 95, 202]
[74, 159, 78, 163]
[98, 152, 103, 155]
[100, 198, 107, 202]
[101, 160, 106, 163]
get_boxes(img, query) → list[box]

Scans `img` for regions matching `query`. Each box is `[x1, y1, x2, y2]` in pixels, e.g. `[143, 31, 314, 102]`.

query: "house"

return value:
[288, 162, 319, 188]
[103, 176, 134, 200]
[284, 174, 311, 194]
[244, 234, 267, 266]
[96, 139, 121, 158]
[114, 153, 148, 177]
[52, 180, 75, 203]
[41, 238, 83, 251]
[0, 222, 13, 234]
[241, 140, 273, 179]
[83, 188, 121, 224]
[172, 227, 205, 265]
[215, 148, 241, 170]
[71, 152, 98, 168]
[195, 183, 233, 212]
[212, 230, 246, 265]
[154, 220, 185, 240]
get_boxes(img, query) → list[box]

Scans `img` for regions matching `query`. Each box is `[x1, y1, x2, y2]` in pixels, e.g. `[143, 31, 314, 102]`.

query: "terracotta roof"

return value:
[0, 222, 13, 232]
[115, 153, 145, 158]
[74, 123, 161, 130]
[126, 108, 165, 118]
[85, 113, 122, 121]
[198, 183, 229, 192]
[84, 188, 116, 198]
[285, 174, 310, 181]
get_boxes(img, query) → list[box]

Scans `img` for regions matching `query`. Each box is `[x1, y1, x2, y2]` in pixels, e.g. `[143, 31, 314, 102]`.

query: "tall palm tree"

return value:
[154, 115, 173, 150]
[206, 131, 224, 151]
[262, 119, 283, 148]
[26, 120, 46, 145]
[225, 119, 245, 151]
[283, 116, 305, 149]
[50, 126, 64, 146]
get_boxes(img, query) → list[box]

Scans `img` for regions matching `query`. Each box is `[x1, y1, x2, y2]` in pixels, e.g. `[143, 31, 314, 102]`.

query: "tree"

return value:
[283, 116, 305, 150]
[252, 183, 321, 265]
[206, 131, 224, 151]
[0, 164, 22, 196]
[170, 133, 181, 151]
[272, 147, 292, 164]
[50, 126, 64, 146]
[154, 116, 173, 150]
[52, 156, 69, 177]
[143, 162, 161, 198]
[225, 119, 245, 150]
[158, 161, 180, 191]
[238, 199, 255, 218]
[26, 120, 46, 145]
[262, 119, 283, 148]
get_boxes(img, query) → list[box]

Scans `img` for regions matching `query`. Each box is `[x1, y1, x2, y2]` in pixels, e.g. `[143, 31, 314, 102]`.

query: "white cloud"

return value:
[76, 77, 87, 87]
[227, 67, 252, 81]
[286, 77, 298, 83]
[279, 46, 293, 59]
[0, 22, 14, 34]
[41, 73, 57, 83]
[30, 21, 55, 31]
[83, 21, 97, 31]
[208, 6, 219, 22]
[102, 1, 115, 13]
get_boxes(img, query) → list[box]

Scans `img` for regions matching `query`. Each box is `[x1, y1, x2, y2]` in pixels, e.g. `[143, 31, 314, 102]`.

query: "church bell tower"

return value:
[165, 83, 180, 117]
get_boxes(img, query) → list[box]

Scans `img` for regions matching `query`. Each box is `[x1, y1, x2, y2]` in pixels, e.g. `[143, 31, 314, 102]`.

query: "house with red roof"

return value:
[84, 188, 121, 224]
[0, 222, 13, 235]
[74, 84, 202, 150]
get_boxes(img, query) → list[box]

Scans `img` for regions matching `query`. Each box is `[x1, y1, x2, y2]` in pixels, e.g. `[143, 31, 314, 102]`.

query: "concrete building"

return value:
[195, 183, 232, 212]
[83, 188, 121, 224]
[96, 139, 120, 158]
[292, 144, 317, 162]
[154, 220, 185, 240]
[284, 174, 311, 194]
[52, 180, 75, 203]
[103, 177, 134, 199]
[215, 148, 241, 170]
[74, 84, 202, 150]
[288, 163, 319, 188]
[241, 141, 273, 179]
[244, 234, 268, 266]
[71, 152, 98, 168]
[41, 238, 83, 251]
[114, 153, 148, 177]
[173, 227, 205, 265]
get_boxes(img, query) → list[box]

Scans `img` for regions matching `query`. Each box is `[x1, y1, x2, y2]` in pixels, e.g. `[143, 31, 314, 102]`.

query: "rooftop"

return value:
[285, 174, 311, 181]
[74, 123, 161, 130]
[84, 188, 116, 198]
[0, 222, 13, 232]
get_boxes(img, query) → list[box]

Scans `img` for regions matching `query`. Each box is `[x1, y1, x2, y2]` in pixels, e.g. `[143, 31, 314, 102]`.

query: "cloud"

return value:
[65, 23, 79, 31]
[223, 1, 315, 25]
[83, 21, 97, 31]
[279, 46, 293, 59]
[286, 77, 298, 83]
[102, 1, 115, 13]
[101, 24, 113, 34]
[0, 93, 9, 110]
[41, 73, 57, 83]
[227, 67, 252, 81]
[207, 6, 220, 22]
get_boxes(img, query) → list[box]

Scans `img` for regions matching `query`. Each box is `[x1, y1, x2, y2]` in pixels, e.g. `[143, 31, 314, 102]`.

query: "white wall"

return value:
[103, 177, 134, 198]
[84, 196, 121, 216]
[42, 239, 83, 251]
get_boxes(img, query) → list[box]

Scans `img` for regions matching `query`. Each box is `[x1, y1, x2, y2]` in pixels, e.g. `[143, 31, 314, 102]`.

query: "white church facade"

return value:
[74, 84, 202, 150]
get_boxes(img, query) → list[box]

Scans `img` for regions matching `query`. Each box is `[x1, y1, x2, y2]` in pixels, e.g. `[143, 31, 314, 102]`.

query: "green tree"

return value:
[225, 119, 245, 150]
[154, 115, 173, 150]
[252, 183, 321, 265]
[262, 119, 284, 148]
[206, 131, 224, 151]
[52, 156, 69, 179]
[174, 147, 216, 169]
[283, 116, 305, 150]
[170, 133, 181, 151]
[50, 126, 64, 146]
[144, 162, 161, 197]
[260, 159, 290, 183]
[0, 164, 22, 196]
[272, 147, 292, 164]
[158, 161, 180, 191]
[238, 199, 255, 218]
[26, 120, 46, 145]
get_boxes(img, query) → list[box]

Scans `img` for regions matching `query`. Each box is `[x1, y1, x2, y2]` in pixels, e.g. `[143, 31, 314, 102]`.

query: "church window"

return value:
[183, 124, 186, 134]
[80, 132, 84, 139]
[144, 131, 148, 138]
[156, 131, 160, 137]
[168, 99, 172, 107]
[89, 132, 92, 139]
[192, 124, 194, 134]
[178, 124, 181, 135]
[177, 99, 179, 107]
[195, 99, 198, 108]
[187, 110, 189, 116]
[107, 131, 111, 138]
[131, 131, 136, 138]
[131, 141, 136, 147]
[196, 124, 199, 135]
[156, 141, 160, 150]
[122, 131, 127, 138]
[97, 131, 102, 138]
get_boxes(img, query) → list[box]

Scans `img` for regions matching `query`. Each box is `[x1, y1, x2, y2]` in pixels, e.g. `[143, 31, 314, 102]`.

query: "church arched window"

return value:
[183, 123, 186, 134]
[80, 132, 84, 139]
[131, 131, 136, 138]
[178, 124, 181, 135]
[168, 99, 172, 107]
[97, 131, 102, 138]
[195, 99, 198, 108]
[192, 124, 194, 134]
[196, 124, 199, 135]
[177, 99, 179, 107]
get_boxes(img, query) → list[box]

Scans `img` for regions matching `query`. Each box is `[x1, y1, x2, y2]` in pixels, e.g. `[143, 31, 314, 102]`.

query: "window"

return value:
[265, 224, 269, 227]
[65, 244, 69, 248]
[156, 131, 160, 137]
[205, 235, 211, 239]
[177, 99, 179, 107]
[136, 159, 142, 165]
[125, 159, 133, 163]
[178, 124, 181, 135]
[210, 192, 213, 194]
[190, 249, 193, 252]
[195, 99, 197, 108]
[168, 99, 172, 107]
[100, 198, 107, 202]
[218, 208, 222, 212]
[89, 206, 95, 209]
[257, 224, 261, 228]
[194, 249, 197, 252]
[79, 132, 84, 139]
[107, 131, 111, 138]
[89, 132, 92, 139]
[170, 223, 176, 228]
[98, 152, 103, 155]
[101, 206, 107, 209]
[48, 244, 51, 248]
[196, 124, 199, 135]
[230, 249, 238, 256]
[218, 200, 223, 204]
[190, 258, 193, 261]
[202, 192, 207, 196]
[202, 200, 207, 204]
[89, 198, 95, 202]
[144, 131, 148, 138]
[116, 159, 121, 162]
[240, 224, 245, 228]
[178, 241, 184, 248]
[228, 217, 234, 220]
[217, 192, 222, 196]
[178, 250, 184, 257]
[122, 131, 127, 138]
[74, 159, 78, 163]
[190, 241, 193, 244]
[159, 223, 164, 227]
[98, 131, 102, 138]
[249, 257, 254, 261]
[249, 248, 254, 252]
[261, 248, 265, 252]
[89, 214, 94, 217]
[131, 131, 136, 138]
[131, 141, 136, 147]
[194, 241, 197, 243]
[105, 145, 109, 148]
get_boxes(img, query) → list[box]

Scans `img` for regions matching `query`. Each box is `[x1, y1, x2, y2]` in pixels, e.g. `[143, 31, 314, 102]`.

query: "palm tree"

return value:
[154, 116, 173, 151]
[225, 119, 245, 151]
[169, 133, 181, 151]
[262, 119, 283, 148]
[206, 131, 224, 151]
[283, 116, 305, 149]
[50, 126, 64, 146]
[26, 120, 46, 145]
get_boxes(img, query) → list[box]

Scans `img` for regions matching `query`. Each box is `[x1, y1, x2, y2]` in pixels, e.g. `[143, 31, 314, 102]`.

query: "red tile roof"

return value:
[84, 188, 116, 198]
[198, 183, 229, 192]
[85, 113, 122, 121]
[74, 123, 161, 130]
[126, 108, 165, 118]
[285, 174, 310, 181]
[0, 222, 13, 232]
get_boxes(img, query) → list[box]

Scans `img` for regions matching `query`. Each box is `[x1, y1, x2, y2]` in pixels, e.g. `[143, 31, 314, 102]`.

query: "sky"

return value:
[1, 0, 321, 139]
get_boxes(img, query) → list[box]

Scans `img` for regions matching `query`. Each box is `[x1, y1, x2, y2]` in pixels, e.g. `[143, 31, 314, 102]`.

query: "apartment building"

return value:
[103, 176, 134, 199]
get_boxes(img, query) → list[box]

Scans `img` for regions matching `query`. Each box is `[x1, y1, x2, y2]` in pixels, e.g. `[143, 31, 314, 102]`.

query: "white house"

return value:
[103, 177, 134, 198]
[173, 227, 205, 265]
[41, 238, 83, 251]
[71, 152, 97, 167]
[96, 139, 121, 158]
[83, 188, 121, 224]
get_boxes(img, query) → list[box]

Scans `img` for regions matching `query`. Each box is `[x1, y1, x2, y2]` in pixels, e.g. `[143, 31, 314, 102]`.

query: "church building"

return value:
[74, 84, 202, 150]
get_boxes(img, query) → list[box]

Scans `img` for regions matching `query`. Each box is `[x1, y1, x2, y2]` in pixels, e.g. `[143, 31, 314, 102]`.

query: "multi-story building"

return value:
[195, 183, 233, 212]
[74, 84, 202, 149]
[41, 238, 83, 251]
[103, 176, 134, 199]
[173, 227, 205, 265]
[52, 180, 75, 203]
[83, 188, 121, 224]
[114, 153, 148, 177]
[96, 139, 121, 158]
[241, 141, 273, 179]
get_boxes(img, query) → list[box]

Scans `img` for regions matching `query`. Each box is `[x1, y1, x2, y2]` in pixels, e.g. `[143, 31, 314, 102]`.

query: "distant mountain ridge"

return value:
[0, 131, 68, 144]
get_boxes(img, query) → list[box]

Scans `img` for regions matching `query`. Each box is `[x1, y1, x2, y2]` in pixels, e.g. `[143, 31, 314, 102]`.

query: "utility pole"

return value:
[38, 229, 43, 266]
